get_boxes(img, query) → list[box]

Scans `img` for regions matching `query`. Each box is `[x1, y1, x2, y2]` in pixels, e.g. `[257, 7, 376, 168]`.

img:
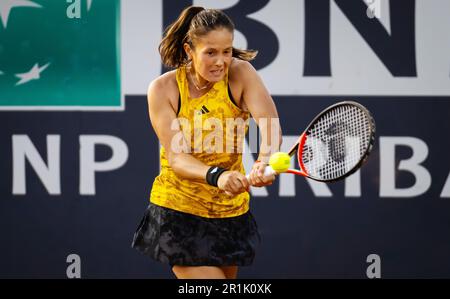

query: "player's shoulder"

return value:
[148, 71, 179, 107]
[148, 69, 178, 95]
[230, 58, 256, 74]
[229, 58, 257, 81]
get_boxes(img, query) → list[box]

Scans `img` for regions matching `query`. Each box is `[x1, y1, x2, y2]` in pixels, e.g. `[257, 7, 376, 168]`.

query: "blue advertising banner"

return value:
[1, 97, 450, 278]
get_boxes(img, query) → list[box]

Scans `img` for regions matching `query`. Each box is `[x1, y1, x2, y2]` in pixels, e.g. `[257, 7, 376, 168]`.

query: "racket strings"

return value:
[302, 104, 372, 180]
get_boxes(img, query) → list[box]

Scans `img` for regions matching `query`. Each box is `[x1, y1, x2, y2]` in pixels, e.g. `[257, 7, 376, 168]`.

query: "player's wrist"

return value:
[254, 160, 269, 172]
[206, 166, 228, 187]
[256, 152, 273, 164]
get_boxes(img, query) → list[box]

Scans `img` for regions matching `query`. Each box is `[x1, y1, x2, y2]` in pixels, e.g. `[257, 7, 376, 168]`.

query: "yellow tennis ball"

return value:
[269, 152, 291, 173]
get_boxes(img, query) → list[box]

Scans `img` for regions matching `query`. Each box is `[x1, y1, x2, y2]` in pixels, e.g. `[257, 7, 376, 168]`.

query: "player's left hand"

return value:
[248, 161, 276, 187]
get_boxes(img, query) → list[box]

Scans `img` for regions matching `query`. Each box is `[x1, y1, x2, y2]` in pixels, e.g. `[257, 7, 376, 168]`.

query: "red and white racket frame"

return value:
[259, 101, 376, 183]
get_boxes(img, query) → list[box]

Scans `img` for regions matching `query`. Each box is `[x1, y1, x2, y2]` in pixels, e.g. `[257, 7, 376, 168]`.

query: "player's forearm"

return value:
[168, 152, 210, 182]
[257, 117, 282, 163]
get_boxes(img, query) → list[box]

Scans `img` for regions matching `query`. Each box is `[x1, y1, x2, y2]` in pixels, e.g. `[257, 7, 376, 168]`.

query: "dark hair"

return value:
[159, 6, 258, 68]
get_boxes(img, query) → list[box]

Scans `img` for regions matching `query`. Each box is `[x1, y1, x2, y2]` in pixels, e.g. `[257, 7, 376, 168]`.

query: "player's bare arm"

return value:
[230, 59, 282, 186]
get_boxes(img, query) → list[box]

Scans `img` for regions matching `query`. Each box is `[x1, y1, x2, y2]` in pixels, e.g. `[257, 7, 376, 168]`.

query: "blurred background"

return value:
[1, 0, 450, 278]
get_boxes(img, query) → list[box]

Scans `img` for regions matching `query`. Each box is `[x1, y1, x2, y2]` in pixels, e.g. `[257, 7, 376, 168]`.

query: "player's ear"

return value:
[183, 43, 193, 61]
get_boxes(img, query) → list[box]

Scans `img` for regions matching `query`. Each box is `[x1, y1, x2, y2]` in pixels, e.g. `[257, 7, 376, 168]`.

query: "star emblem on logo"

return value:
[15, 62, 50, 85]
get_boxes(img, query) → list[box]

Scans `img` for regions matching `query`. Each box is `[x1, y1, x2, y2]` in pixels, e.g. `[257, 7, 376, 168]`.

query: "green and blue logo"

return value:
[0, 0, 121, 110]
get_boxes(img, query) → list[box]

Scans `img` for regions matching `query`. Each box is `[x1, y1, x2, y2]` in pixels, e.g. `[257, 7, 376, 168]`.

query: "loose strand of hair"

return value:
[232, 47, 258, 61]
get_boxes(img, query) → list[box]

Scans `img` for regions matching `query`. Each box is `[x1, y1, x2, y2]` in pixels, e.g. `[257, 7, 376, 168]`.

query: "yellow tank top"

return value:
[150, 65, 250, 218]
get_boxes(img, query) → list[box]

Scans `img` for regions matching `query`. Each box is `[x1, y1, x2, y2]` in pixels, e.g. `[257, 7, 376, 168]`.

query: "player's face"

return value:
[187, 28, 233, 84]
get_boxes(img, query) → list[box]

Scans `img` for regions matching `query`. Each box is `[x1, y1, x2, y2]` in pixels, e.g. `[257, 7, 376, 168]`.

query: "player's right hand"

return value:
[217, 171, 250, 196]
[248, 161, 276, 187]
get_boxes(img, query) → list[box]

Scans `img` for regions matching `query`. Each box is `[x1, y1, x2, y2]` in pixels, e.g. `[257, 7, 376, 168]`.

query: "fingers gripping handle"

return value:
[225, 166, 277, 196]
[245, 165, 276, 180]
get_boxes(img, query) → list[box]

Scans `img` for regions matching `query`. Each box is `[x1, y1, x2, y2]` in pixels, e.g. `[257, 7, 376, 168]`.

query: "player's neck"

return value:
[188, 67, 211, 91]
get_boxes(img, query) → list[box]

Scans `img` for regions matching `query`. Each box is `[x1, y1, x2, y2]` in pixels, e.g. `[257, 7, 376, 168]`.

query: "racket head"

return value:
[296, 101, 376, 182]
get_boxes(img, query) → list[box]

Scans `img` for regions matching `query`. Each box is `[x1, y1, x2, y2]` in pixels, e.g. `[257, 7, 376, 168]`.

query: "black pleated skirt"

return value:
[131, 202, 260, 266]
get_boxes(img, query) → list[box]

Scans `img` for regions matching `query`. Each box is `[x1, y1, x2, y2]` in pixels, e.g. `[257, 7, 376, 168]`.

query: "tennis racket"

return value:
[250, 101, 376, 182]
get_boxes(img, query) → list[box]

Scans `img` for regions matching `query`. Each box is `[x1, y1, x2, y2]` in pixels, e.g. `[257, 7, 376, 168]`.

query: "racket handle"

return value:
[245, 165, 276, 180]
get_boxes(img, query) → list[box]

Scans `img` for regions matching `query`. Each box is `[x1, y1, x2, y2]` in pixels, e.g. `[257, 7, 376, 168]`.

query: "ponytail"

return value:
[159, 6, 204, 68]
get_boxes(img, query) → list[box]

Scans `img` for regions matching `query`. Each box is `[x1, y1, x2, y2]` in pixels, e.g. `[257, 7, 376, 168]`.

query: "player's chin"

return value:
[208, 69, 225, 81]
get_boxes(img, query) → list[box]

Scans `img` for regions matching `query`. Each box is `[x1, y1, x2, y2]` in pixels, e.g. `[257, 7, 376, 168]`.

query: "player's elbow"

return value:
[167, 152, 184, 176]
[167, 151, 178, 169]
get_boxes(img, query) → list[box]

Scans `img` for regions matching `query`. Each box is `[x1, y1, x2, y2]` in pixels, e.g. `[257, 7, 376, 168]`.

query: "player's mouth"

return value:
[210, 69, 223, 76]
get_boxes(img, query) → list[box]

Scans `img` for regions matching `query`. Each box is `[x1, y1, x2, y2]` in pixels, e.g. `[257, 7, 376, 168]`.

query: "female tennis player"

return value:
[132, 6, 282, 279]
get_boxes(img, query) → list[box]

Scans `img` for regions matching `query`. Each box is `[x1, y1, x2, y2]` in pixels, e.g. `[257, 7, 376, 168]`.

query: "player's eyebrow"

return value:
[204, 47, 233, 51]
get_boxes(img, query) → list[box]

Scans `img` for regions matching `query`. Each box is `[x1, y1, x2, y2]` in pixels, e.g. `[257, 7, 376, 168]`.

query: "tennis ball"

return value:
[269, 152, 291, 173]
